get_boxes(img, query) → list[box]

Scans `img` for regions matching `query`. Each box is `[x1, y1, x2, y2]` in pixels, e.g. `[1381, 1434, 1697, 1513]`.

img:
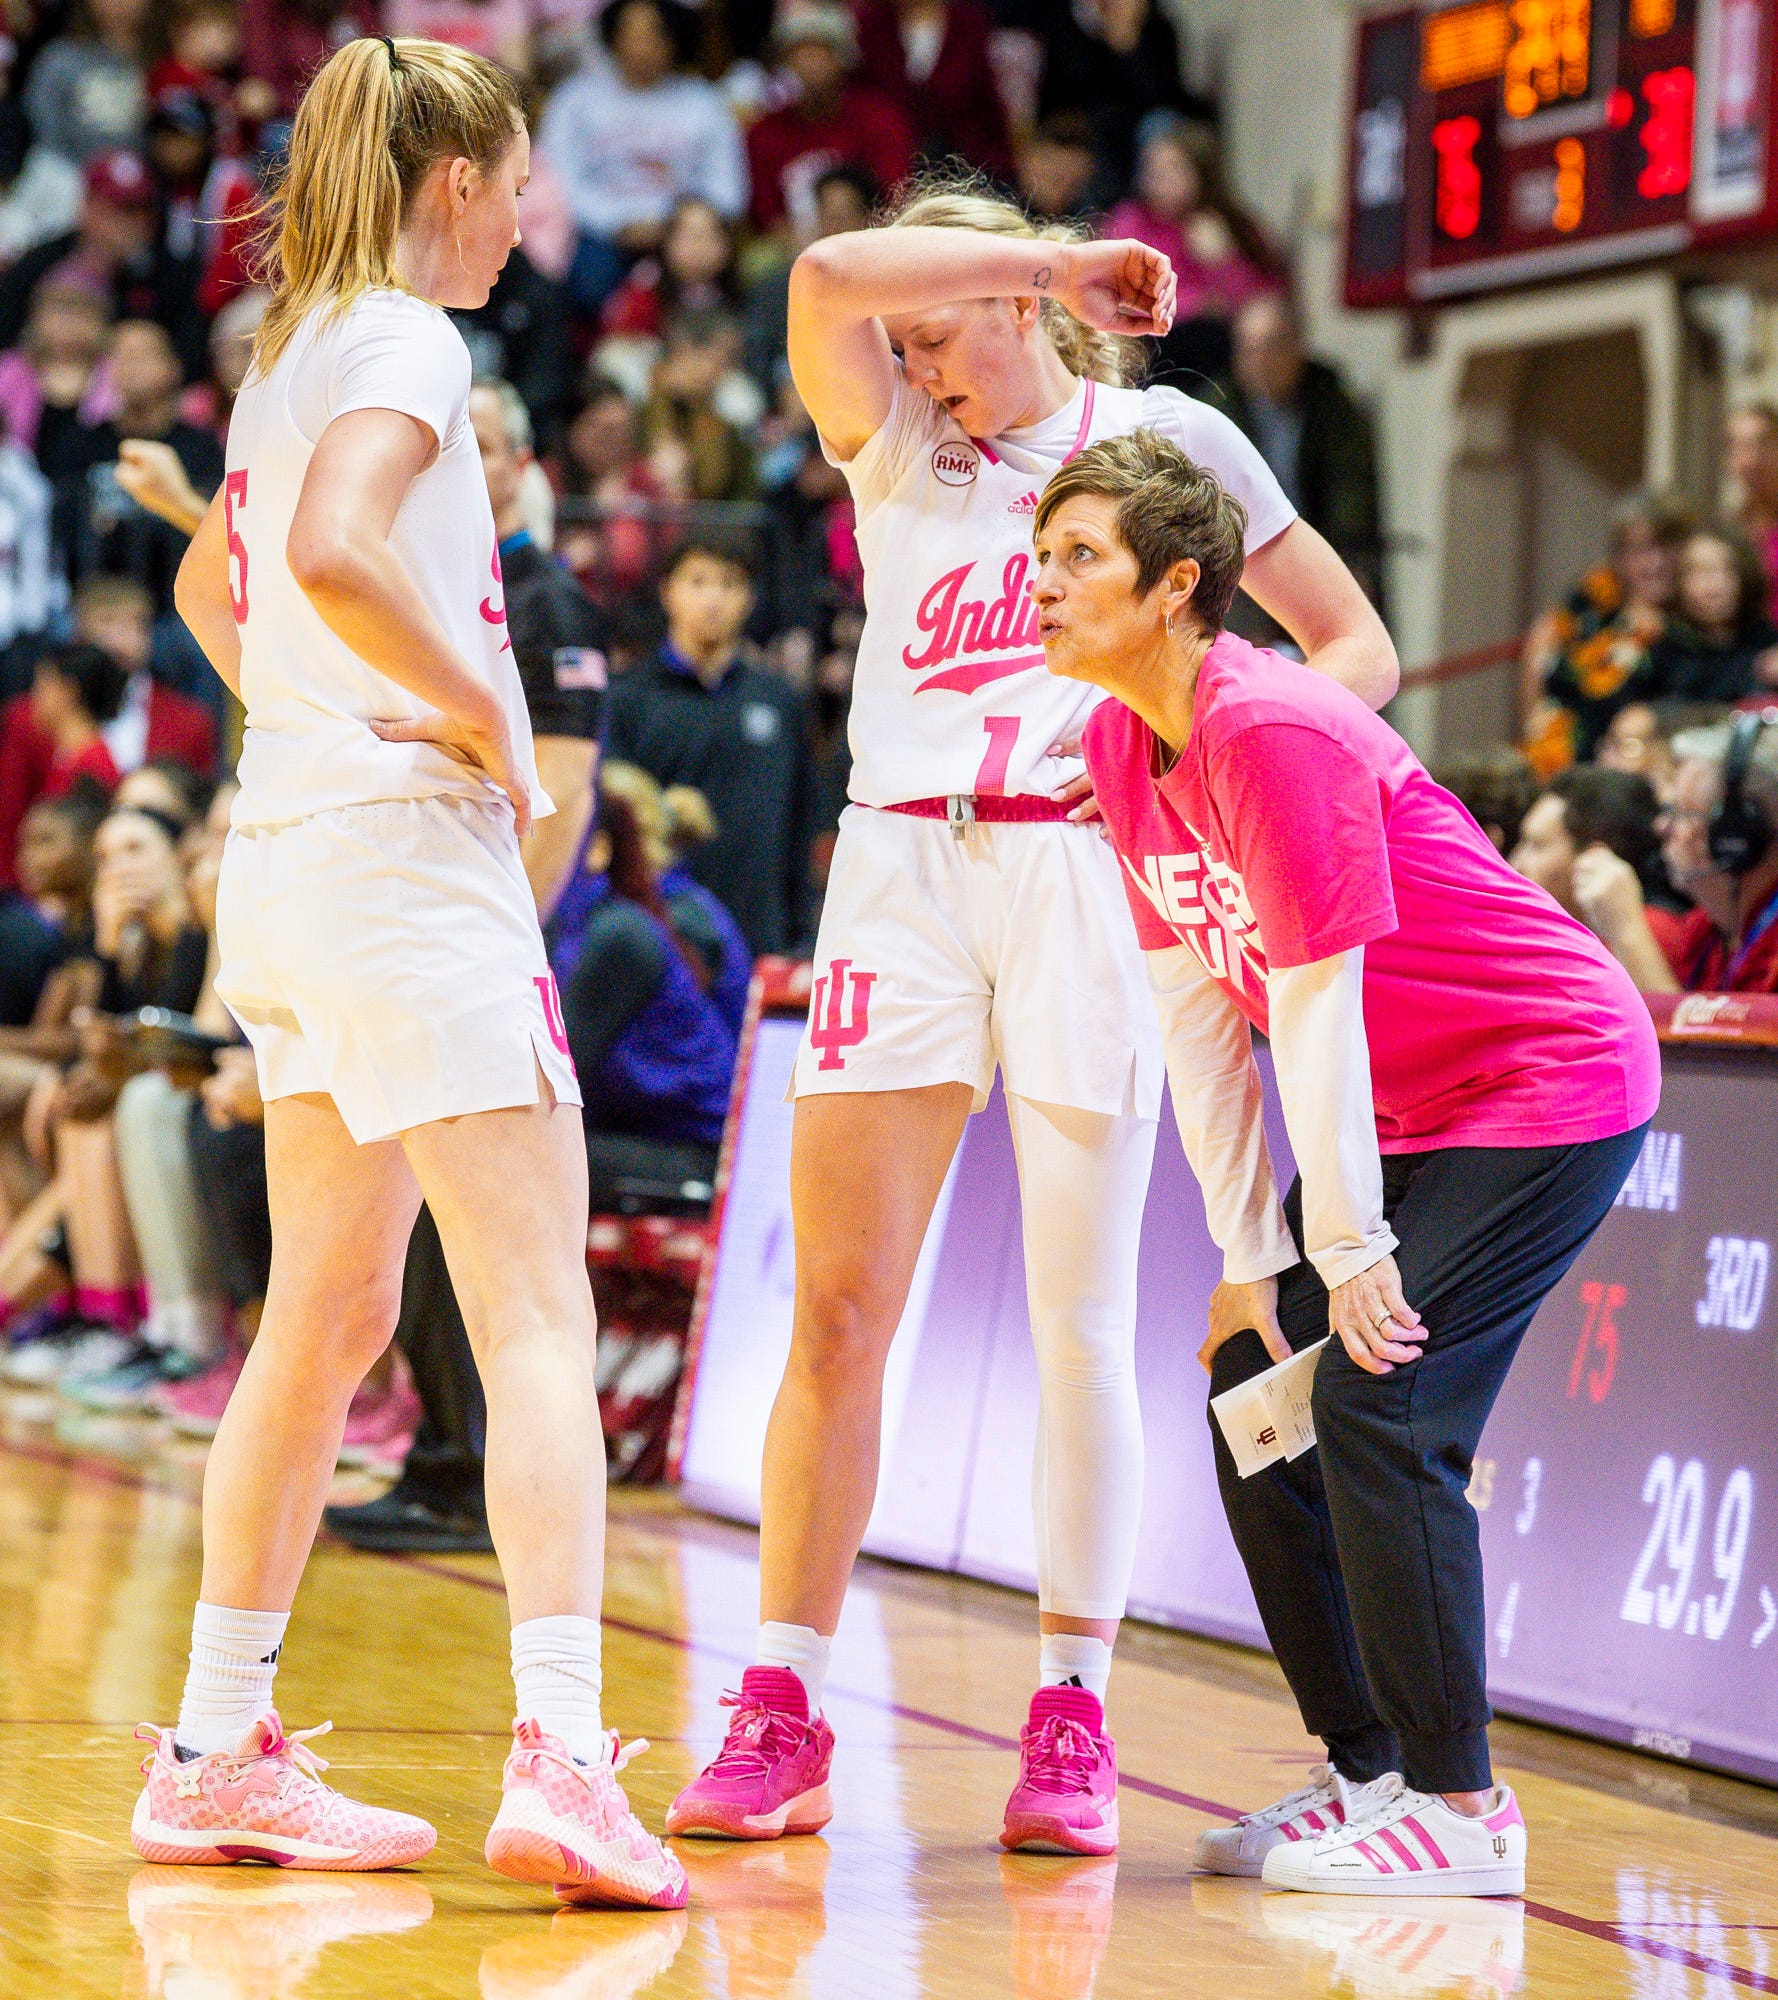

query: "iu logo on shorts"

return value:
[809, 958, 876, 1071]
[534, 973, 572, 1060]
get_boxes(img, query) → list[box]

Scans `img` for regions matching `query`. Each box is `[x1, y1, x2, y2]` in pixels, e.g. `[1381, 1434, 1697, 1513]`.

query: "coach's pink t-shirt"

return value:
[1082, 632, 1661, 1152]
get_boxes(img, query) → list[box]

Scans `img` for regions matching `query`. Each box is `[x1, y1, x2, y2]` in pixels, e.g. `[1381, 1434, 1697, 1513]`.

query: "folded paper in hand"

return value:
[1210, 1339, 1329, 1479]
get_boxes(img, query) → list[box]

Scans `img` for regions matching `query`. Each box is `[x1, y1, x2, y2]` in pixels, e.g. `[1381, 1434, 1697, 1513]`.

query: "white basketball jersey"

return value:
[225, 289, 545, 830]
[833, 373, 1296, 808]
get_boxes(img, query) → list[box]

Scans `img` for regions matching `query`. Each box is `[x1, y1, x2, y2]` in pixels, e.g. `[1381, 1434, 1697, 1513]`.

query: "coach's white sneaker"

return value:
[1194, 1765, 1395, 1878]
[1261, 1774, 1526, 1897]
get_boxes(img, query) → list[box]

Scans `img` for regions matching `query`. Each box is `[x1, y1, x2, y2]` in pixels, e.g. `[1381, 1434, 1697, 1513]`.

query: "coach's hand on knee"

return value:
[1328, 1254, 1425, 1375]
[1200, 1276, 1290, 1373]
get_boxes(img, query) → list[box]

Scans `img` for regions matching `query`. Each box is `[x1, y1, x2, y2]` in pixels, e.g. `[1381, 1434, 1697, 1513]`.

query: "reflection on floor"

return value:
[3, 1392, 1777, 1999]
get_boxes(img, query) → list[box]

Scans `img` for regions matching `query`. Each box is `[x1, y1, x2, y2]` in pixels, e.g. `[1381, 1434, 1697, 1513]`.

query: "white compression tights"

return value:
[1004, 1095, 1158, 1623]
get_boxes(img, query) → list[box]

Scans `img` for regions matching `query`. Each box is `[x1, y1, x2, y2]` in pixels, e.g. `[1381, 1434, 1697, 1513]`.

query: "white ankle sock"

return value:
[511, 1614, 604, 1764]
[1039, 1633, 1113, 1705]
[756, 1621, 830, 1716]
[176, 1603, 289, 1755]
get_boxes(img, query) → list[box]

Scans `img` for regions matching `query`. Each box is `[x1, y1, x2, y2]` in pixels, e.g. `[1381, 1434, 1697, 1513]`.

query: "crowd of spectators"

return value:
[30, 0, 1778, 1517]
[1503, 402, 1778, 1005]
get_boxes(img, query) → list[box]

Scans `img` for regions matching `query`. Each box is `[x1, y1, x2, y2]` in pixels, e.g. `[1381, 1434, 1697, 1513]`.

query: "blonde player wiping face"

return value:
[666, 175, 1400, 1860]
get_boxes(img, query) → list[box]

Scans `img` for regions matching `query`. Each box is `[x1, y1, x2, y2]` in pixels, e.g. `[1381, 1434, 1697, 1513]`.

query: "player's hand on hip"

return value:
[371, 706, 532, 838]
[1201, 1275, 1289, 1373]
[1047, 733, 1103, 825]
[1053, 241, 1176, 338]
[1327, 1253, 1424, 1375]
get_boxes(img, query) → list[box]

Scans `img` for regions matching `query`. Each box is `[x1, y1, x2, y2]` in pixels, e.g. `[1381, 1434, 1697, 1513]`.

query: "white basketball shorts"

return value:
[792, 805, 1163, 1118]
[215, 794, 582, 1146]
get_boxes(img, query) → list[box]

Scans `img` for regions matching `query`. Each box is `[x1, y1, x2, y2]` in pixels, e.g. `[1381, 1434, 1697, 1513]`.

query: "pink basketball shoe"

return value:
[484, 1720, 689, 1909]
[999, 1685, 1119, 1856]
[130, 1713, 436, 1869]
[664, 1666, 835, 1841]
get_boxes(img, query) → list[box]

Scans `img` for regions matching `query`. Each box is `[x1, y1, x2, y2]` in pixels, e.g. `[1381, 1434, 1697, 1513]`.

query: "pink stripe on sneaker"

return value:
[1352, 1838, 1393, 1873]
[1401, 1815, 1450, 1869]
[1301, 1809, 1326, 1832]
[1329, 1799, 1346, 1823]
[1377, 1827, 1424, 1872]
[1280, 1821, 1303, 1841]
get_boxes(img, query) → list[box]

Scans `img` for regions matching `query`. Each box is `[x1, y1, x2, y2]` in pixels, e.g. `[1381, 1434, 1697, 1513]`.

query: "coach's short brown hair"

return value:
[1033, 429, 1248, 631]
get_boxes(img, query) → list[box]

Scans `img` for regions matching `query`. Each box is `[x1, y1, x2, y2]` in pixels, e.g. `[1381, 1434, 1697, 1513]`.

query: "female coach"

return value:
[1031, 429, 1659, 1896]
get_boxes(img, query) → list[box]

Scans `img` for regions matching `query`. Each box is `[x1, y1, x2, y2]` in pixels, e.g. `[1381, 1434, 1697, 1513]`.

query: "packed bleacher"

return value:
[2, 0, 1776, 1536]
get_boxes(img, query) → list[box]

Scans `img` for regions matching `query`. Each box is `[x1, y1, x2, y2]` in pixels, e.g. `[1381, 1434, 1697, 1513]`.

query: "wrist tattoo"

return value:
[1032, 264, 1052, 290]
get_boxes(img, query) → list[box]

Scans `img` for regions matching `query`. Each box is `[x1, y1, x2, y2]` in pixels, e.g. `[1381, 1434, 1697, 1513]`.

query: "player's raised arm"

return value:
[788, 227, 1175, 460]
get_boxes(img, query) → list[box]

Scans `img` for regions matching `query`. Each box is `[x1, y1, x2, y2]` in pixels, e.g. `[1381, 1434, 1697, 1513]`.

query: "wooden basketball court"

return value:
[4, 1405, 1776, 1999]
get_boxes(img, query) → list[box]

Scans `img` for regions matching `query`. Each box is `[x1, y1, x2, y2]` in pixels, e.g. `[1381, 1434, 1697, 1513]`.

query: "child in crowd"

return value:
[0, 642, 126, 881]
[548, 784, 737, 1211]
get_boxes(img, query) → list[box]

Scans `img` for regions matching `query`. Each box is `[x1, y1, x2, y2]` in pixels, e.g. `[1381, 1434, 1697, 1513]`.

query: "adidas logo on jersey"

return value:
[1007, 489, 1039, 515]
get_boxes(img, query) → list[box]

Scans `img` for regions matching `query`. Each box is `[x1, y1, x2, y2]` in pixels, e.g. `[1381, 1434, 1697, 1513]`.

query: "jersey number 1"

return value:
[975, 715, 1019, 796]
[224, 469, 249, 623]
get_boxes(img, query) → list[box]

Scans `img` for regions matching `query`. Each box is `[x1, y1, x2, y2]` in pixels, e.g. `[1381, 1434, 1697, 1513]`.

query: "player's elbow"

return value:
[285, 519, 358, 601]
[1356, 626, 1400, 707]
[1327, 601, 1398, 708]
[789, 237, 852, 313]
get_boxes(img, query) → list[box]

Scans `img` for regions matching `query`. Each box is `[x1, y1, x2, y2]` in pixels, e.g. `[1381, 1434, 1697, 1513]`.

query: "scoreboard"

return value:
[1346, 0, 1778, 301]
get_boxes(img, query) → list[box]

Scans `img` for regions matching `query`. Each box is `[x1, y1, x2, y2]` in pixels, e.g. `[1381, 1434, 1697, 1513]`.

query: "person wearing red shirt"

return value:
[237, 0, 378, 118]
[746, 5, 913, 240]
[1654, 714, 1778, 991]
[853, 0, 1014, 181]
[0, 643, 126, 881]
[74, 574, 218, 778]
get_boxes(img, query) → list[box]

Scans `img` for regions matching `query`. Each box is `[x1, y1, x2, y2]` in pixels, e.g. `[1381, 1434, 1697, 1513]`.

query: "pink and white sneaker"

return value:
[664, 1666, 835, 1841]
[1194, 1763, 1396, 1878]
[485, 1720, 689, 1909]
[131, 1712, 436, 1869]
[1261, 1774, 1527, 1896]
[149, 1344, 244, 1437]
[999, 1685, 1119, 1856]
[336, 1358, 422, 1471]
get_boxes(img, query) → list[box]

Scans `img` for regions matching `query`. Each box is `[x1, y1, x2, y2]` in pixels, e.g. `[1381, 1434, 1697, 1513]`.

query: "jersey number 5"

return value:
[224, 469, 249, 623]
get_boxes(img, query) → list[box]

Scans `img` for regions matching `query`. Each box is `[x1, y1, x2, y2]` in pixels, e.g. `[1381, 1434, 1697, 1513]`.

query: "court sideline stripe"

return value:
[8, 1436, 1776, 1993]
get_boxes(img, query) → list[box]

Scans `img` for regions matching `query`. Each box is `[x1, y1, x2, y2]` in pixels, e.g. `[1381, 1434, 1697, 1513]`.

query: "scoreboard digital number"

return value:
[1346, 0, 1778, 302]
